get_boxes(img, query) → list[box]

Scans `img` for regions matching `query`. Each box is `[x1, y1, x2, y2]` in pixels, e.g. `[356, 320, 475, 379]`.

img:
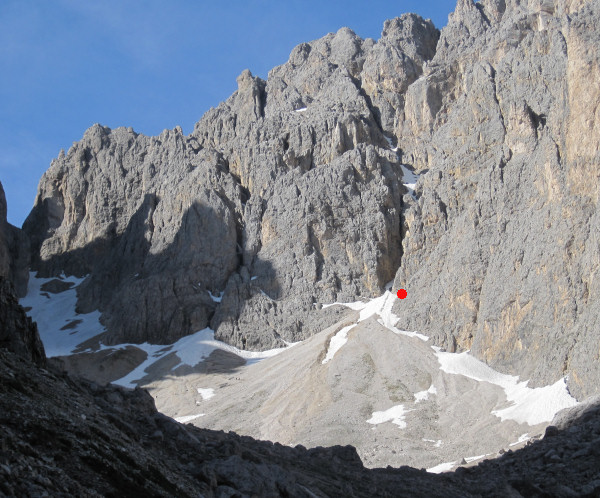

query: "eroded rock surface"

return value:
[23, 25, 418, 348]
[21, 0, 600, 400]
[391, 0, 600, 399]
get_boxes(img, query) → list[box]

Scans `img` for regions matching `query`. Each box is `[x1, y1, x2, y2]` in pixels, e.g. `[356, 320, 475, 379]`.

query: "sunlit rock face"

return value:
[21, 0, 600, 399]
[22, 26, 413, 349]
[391, 0, 600, 399]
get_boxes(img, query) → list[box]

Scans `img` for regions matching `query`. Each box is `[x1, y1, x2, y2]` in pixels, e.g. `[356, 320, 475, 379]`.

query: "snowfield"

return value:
[21, 273, 297, 388]
[20, 273, 105, 357]
[434, 348, 577, 425]
[367, 404, 412, 429]
[22, 271, 579, 472]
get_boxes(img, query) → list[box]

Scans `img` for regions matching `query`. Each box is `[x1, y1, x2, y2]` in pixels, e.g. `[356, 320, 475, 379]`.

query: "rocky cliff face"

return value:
[0, 182, 29, 297]
[0, 277, 45, 367]
[0, 181, 43, 364]
[22, 0, 600, 398]
[23, 16, 437, 349]
[390, 0, 600, 399]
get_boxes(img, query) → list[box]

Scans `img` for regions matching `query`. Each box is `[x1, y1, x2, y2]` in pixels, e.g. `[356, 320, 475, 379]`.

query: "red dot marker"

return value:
[397, 289, 407, 299]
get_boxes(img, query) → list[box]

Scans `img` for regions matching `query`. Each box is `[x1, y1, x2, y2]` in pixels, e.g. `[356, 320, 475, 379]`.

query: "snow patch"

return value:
[384, 136, 398, 152]
[509, 433, 530, 447]
[322, 300, 367, 311]
[322, 325, 355, 364]
[414, 384, 437, 403]
[400, 165, 418, 190]
[434, 349, 578, 425]
[207, 290, 224, 303]
[465, 454, 487, 464]
[175, 414, 205, 423]
[112, 328, 297, 387]
[423, 439, 443, 448]
[322, 291, 428, 361]
[427, 461, 456, 473]
[367, 404, 412, 429]
[361, 292, 429, 341]
[197, 388, 215, 400]
[326, 292, 428, 341]
[20, 273, 105, 357]
[400, 165, 419, 198]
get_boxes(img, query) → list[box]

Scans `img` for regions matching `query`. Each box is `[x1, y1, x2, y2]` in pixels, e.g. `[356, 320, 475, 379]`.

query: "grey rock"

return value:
[0, 181, 29, 296]
[40, 279, 75, 294]
[0, 276, 45, 366]
[18, 0, 600, 404]
[392, 0, 600, 399]
[361, 14, 439, 131]
[24, 126, 242, 345]
[23, 23, 414, 348]
[552, 395, 600, 430]
[211, 144, 403, 349]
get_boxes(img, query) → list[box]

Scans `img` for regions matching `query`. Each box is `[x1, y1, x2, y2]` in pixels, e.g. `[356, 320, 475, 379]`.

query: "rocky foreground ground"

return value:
[1, 342, 600, 497]
[0, 277, 599, 497]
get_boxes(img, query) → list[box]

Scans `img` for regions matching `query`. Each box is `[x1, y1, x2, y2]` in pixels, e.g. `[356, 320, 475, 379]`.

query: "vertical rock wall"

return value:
[0, 182, 29, 296]
[391, 0, 600, 399]
[19, 0, 600, 398]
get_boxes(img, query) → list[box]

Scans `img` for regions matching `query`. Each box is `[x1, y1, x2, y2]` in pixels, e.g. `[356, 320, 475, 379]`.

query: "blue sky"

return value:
[0, 0, 457, 227]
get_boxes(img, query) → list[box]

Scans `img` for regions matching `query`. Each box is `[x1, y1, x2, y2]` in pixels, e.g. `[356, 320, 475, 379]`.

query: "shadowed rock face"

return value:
[19, 1, 600, 399]
[2, 339, 600, 497]
[22, 23, 420, 348]
[0, 182, 43, 363]
[0, 277, 45, 366]
[0, 182, 29, 297]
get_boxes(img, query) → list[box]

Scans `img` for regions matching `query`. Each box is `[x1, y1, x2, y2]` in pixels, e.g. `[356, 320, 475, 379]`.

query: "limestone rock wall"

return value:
[391, 0, 600, 399]
[20, 0, 600, 398]
[23, 23, 426, 347]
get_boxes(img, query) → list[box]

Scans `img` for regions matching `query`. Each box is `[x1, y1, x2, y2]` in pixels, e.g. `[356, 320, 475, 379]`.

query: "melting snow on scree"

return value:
[433, 348, 578, 426]
[414, 384, 437, 403]
[20, 273, 298, 388]
[22, 272, 577, 429]
[321, 289, 577, 428]
[20, 273, 105, 357]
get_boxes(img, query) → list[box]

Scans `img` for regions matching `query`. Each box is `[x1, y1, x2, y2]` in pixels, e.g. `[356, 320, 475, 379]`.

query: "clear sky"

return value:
[0, 0, 458, 227]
